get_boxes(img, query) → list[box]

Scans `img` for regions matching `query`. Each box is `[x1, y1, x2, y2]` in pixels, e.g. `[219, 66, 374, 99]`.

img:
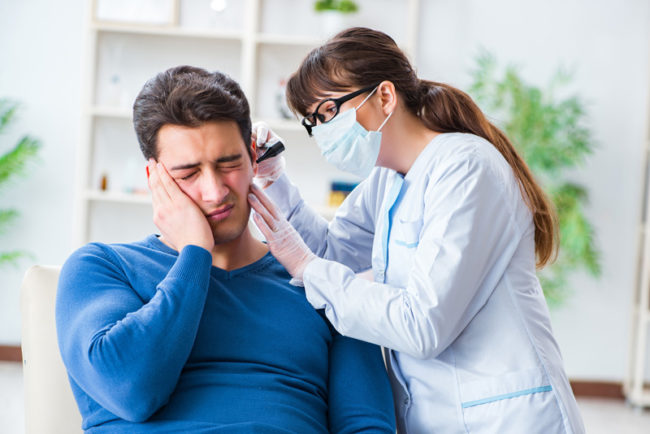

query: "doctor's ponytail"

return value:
[287, 27, 557, 268]
[416, 80, 557, 267]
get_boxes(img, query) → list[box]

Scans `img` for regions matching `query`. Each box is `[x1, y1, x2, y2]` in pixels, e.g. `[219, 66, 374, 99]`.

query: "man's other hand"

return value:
[148, 159, 214, 253]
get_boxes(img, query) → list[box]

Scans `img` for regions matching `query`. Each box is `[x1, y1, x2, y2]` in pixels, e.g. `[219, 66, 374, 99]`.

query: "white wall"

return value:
[1, 0, 649, 383]
[0, 0, 84, 342]
[416, 0, 650, 381]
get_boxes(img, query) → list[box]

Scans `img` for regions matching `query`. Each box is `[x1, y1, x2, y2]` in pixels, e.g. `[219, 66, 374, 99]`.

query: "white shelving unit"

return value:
[74, 0, 420, 246]
[625, 65, 650, 406]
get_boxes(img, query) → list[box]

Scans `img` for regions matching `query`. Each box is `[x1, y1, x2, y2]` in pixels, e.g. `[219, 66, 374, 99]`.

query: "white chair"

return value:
[21, 265, 83, 433]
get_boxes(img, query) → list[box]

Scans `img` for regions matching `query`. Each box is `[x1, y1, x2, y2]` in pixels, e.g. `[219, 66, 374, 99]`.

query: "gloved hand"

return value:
[248, 183, 315, 281]
[252, 121, 285, 188]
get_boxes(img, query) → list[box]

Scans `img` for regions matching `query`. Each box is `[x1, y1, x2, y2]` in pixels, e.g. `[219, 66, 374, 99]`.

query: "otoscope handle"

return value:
[255, 140, 285, 164]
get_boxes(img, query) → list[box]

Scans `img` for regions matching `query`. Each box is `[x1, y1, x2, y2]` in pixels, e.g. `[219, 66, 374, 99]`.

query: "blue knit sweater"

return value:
[56, 235, 395, 433]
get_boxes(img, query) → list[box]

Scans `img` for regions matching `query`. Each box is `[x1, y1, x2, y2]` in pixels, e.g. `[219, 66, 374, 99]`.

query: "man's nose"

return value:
[200, 169, 229, 204]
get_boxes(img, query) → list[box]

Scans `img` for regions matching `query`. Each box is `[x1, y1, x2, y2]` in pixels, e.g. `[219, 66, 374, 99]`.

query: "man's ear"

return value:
[249, 140, 258, 175]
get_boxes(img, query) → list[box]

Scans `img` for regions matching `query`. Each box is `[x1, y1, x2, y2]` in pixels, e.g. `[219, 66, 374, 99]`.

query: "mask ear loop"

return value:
[377, 111, 393, 132]
[355, 86, 379, 110]
[355, 85, 393, 132]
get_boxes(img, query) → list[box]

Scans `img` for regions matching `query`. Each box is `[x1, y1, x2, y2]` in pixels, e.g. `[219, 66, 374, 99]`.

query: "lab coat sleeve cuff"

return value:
[302, 256, 349, 310]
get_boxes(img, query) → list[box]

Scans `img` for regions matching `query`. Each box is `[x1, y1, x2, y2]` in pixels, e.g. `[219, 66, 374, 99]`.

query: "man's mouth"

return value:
[207, 204, 234, 222]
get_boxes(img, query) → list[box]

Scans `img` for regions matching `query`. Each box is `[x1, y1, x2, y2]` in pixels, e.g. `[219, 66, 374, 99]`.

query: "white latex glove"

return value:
[252, 121, 286, 188]
[247, 183, 315, 281]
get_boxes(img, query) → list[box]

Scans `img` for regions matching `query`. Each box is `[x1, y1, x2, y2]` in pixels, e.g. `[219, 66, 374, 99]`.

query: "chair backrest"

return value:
[21, 265, 83, 434]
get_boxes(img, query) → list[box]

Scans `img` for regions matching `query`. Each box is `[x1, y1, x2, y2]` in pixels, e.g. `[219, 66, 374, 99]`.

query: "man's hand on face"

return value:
[147, 159, 215, 253]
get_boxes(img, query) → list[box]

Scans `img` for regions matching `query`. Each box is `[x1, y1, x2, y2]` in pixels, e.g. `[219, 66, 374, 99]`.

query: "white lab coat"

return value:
[266, 132, 585, 433]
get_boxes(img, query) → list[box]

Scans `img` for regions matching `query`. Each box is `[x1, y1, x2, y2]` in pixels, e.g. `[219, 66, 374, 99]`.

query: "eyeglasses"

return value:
[301, 84, 380, 136]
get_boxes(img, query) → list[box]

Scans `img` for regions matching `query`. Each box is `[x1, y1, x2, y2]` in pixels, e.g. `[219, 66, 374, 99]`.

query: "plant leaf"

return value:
[0, 135, 41, 187]
[0, 250, 27, 267]
[0, 209, 19, 235]
[0, 99, 19, 134]
[469, 51, 601, 305]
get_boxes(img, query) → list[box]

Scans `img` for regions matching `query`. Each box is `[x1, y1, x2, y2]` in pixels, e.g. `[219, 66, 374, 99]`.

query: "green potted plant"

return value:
[469, 52, 600, 306]
[314, 0, 359, 37]
[314, 0, 359, 13]
[0, 99, 41, 267]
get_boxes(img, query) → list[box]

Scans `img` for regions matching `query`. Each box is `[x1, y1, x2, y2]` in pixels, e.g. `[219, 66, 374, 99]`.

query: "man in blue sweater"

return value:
[56, 66, 395, 433]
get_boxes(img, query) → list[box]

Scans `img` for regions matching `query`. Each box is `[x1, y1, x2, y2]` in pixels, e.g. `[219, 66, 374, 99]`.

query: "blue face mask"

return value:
[311, 88, 393, 178]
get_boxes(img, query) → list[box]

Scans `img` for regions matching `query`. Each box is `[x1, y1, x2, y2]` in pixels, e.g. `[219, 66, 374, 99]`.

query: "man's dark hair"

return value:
[133, 65, 252, 161]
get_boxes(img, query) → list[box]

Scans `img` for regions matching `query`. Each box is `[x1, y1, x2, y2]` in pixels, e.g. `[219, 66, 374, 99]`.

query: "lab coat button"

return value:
[403, 397, 410, 405]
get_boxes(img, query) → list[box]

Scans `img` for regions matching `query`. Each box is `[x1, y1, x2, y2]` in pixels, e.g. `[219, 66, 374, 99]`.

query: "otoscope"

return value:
[255, 140, 286, 164]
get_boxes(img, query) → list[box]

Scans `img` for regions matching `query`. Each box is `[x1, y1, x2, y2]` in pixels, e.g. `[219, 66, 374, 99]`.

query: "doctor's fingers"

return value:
[248, 193, 279, 232]
[252, 122, 270, 146]
[249, 184, 282, 219]
[251, 211, 275, 242]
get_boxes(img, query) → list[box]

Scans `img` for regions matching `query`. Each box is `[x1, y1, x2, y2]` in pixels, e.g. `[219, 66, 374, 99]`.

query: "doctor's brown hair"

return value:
[286, 27, 557, 268]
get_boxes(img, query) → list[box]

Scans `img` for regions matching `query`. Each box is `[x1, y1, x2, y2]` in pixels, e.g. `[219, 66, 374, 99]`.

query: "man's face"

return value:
[156, 121, 256, 246]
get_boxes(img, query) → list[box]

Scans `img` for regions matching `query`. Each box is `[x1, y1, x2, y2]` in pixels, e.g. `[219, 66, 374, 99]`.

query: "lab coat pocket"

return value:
[459, 371, 565, 434]
[393, 217, 423, 249]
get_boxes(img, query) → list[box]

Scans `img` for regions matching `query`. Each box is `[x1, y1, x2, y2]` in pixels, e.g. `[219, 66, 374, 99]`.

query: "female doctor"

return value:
[248, 27, 584, 433]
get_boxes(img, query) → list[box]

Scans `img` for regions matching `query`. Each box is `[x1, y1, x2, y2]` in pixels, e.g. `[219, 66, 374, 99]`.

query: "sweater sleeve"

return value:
[55, 243, 212, 422]
[327, 333, 395, 433]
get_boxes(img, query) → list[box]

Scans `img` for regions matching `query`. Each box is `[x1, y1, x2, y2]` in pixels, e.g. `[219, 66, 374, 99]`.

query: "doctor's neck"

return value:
[379, 105, 439, 176]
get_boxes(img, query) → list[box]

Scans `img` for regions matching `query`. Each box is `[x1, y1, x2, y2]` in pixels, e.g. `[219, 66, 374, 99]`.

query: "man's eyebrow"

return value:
[169, 153, 243, 171]
[215, 153, 243, 164]
[170, 162, 200, 171]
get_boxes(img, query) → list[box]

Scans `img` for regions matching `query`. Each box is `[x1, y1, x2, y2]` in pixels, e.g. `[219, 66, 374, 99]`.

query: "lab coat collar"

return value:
[404, 133, 446, 183]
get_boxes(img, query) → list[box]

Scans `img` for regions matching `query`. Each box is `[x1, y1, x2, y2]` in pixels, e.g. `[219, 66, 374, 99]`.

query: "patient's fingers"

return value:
[148, 160, 170, 205]
[156, 162, 188, 204]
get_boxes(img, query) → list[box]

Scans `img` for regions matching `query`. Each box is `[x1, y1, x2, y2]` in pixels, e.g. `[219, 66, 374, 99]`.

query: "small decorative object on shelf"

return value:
[313, 0, 359, 38]
[328, 180, 358, 207]
[99, 173, 108, 191]
[275, 78, 293, 120]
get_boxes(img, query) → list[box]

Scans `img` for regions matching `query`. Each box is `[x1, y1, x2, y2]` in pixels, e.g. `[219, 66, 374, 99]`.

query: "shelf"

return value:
[262, 118, 303, 132]
[85, 189, 338, 220]
[86, 189, 152, 205]
[77, 0, 420, 246]
[90, 110, 303, 131]
[255, 34, 323, 47]
[89, 110, 305, 133]
[92, 23, 321, 47]
[91, 106, 132, 119]
[92, 22, 243, 41]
